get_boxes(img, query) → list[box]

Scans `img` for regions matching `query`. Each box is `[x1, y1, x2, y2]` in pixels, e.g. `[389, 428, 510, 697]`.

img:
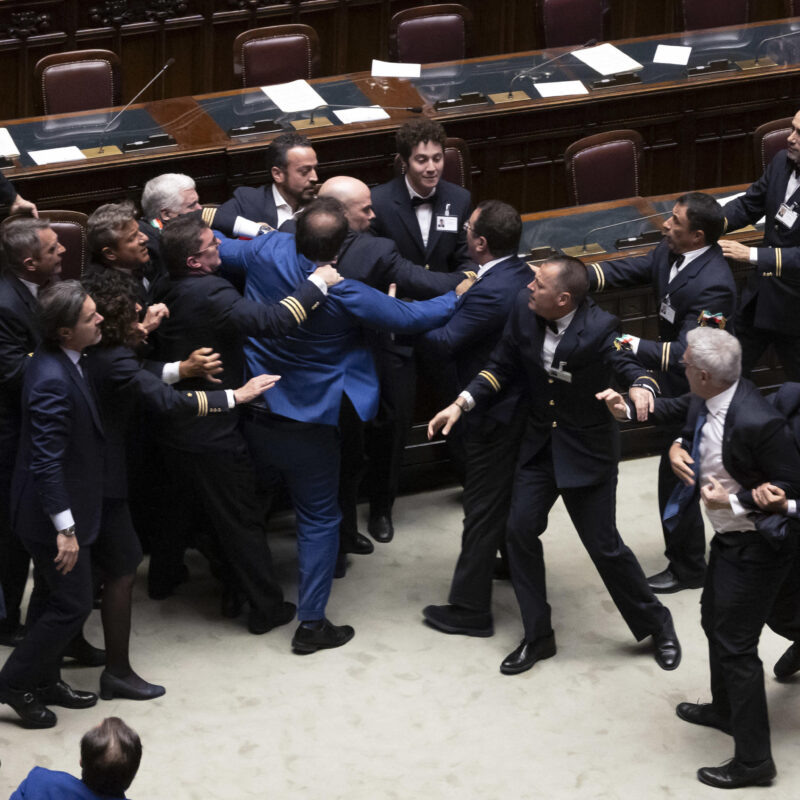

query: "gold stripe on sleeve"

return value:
[478, 370, 501, 392]
[279, 297, 303, 324]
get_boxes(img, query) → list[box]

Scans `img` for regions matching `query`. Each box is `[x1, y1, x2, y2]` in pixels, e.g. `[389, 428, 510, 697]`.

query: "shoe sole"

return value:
[500, 644, 557, 675]
[676, 706, 732, 735]
[422, 618, 494, 638]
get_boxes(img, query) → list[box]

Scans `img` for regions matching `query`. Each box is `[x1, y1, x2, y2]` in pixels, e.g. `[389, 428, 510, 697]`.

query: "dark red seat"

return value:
[34, 50, 121, 115]
[389, 4, 472, 64]
[679, 0, 749, 31]
[564, 130, 644, 206]
[753, 118, 793, 174]
[233, 25, 321, 88]
[541, 0, 605, 48]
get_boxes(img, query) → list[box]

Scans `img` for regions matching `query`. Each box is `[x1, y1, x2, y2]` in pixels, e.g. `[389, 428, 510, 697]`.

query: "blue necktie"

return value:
[663, 402, 707, 532]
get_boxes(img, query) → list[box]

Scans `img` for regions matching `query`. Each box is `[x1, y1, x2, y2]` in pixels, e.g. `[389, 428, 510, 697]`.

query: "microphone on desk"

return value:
[578, 211, 666, 254]
[98, 58, 175, 153]
[308, 103, 423, 124]
[507, 38, 598, 98]
[737, 28, 800, 69]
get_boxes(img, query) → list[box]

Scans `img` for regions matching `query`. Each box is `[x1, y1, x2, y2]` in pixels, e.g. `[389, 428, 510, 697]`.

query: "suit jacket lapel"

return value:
[59, 350, 104, 437]
[551, 303, 586, 368]
[8, 273, 40, 321]
[665, 249, 710, 297]
[391, 178, 426, 258]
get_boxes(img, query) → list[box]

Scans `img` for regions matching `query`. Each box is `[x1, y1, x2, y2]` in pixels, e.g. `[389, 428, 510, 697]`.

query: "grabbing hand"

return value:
[179, 347, 223, 383]
[627, 386, 654, 423]
[701, 476, 730, 510]
[233, 374, 280, 404]
[595, 388, 629, 421]
[752, 482, 789, 513]
[312, 265, 342, 287]
[669, 441, 695, 486]
[719, 239, 750, 262]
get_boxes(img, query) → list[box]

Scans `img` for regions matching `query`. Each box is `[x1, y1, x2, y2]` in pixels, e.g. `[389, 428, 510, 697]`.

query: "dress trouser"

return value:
[702, 531, 795, 764]
[243, 414, 340, 621]
[506, 439, 670, 644]
[0, 538, 93, 689]
[737, 302, 800, 381]
[448, 408, 526, 612]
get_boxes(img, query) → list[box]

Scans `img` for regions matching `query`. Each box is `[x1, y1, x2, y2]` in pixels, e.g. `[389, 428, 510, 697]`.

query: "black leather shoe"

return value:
[61, 637, 106, 667]
[291, 618, 355, 654]
[0, 683, 56, 728]
[500, 633, 557, 675]
[221, 584, 246, 619]
[697, 758, 776, 789]
[248, 601, 296, 635]
[653, 622, 681, 670]
[0, 624, 26, 648]
[37, 680, 97, 709]
[647, 566, 704, 594]
[774, 642, 800, 679]
[676, 702, 732, 735]
[368, 512, 394, 543]
[100, 670, 165, 701]
[422, 604, 494, 637]
[341, 532, 375, 555]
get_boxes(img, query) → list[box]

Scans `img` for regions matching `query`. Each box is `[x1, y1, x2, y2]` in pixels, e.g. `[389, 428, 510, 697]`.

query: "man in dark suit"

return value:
[215, 132, 317, 235]
[221, 197, 458, 653]
[665, 327, 800, 788]
[0, 281, 104, 728]
[420, 200, 533, 636]
[317, 176, 470, 564]
[0, 218, 63, 647]
[588, 192, 737, 593]
[0, 173, 38, 217]
[429, 256, 680, 676]
[368, 119, 474, 540]
[719, 109, 800, 380]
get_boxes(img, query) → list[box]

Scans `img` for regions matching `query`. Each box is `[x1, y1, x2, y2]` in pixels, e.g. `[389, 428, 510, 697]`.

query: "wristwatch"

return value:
[58, 525, 76, 537]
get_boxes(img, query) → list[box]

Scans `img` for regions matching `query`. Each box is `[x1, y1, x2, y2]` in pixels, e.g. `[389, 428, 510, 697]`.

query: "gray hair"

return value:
[39, 280, 88, 348]
[686, 327, 741, 385]
[141, 173, 196, 220]
[87, 201, 137, 259]
[1, 217, 51, 271]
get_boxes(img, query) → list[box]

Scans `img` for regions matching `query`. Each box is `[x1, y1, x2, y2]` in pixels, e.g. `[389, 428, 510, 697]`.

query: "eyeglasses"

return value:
[192, 236, 221, 257]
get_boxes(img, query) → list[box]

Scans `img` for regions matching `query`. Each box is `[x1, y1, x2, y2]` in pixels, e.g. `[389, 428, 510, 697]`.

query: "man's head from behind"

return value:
[527, 256, 589, 320]
[267, 132, 318, 209]
[161, 213, 221, 278]
[396, 119, 447, 197]
[663, 192, 724, 253]
[80, 717, 142, 798]
[87, 202, 149, 273]
[318, 176, 374, 232]
[1, 217, 64, 285]
[295, 197, 349, 264]
[683, 327, 741, 399]
[466, 200, 521, 264]
[141, 173, 200, 223]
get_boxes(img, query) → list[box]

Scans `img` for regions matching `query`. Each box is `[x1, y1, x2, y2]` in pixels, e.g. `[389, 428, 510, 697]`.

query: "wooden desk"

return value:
[3, 18, 800, 217]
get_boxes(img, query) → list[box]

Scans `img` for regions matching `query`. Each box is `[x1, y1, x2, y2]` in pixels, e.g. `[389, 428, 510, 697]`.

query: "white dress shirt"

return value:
[405, 176, 435, 248]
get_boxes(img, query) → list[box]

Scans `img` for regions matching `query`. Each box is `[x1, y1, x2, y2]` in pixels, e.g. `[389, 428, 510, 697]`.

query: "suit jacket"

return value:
[370, 176, 472, 273]
[0, 174, 17, 207]
[418, 255, 533, 429]
[86, 345, 230, 497]
[215, 184, 279, 235]
[588, 240, 736, 395]
[150, 261, 325, 452]
[219, 232, 457, 425]
[722, 149, 800, 333]
[11, 348, 105, 546]
[10, 767, 126, 800]
[464, 296, 637, 488]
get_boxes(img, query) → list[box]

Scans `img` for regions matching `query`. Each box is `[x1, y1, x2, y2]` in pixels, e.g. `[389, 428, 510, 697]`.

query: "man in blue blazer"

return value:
[419, 200, 533, 636]
[221, 197, 459, 654]
[588, 192, 737, 593]
[429, 256, 679, 676]
[719, 110, 800, 380]
[0, 281, 104, 728]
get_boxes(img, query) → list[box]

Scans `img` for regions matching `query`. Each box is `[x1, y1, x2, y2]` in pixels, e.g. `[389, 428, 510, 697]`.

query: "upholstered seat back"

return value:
[234, 25, 320, 88]
[390, 4, 471, 64]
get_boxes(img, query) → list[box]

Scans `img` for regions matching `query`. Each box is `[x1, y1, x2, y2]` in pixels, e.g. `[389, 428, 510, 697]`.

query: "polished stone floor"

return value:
[1, 455, 799, 799]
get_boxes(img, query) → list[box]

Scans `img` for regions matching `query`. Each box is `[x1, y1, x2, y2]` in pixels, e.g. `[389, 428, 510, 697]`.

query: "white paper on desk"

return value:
[716, 192, 765, 226]
[260, 80, 326, 113]
[573, 43, 643, 76]
[653, 44, 692, 66]
[371, 59, 421, 78]
[28, 146, 86, 165]
[333, 105, 391, 124]
[0, 128, 20, 157]
[533, 81, 588, 98]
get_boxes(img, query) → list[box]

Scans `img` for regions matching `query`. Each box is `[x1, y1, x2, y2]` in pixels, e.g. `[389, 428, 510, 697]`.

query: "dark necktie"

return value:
[546, 320, 559, 334]
[668, 252, 685, 269]
[662, 402, 708, 532]
[411, 194, 435, 208]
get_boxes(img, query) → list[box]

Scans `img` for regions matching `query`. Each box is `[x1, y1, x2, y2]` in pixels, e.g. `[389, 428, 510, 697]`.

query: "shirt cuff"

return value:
[730, 494, 746, 516]
[225, 389, 236, 409]
[51, 509, 75, 532]
[307, 274, 329, 295]
[749, 247, 759, 264]
[162, 361, 181, 385]
[232, 216, 263, 238]
[788, 499, 797, 517]
[458, 391, 475, 411]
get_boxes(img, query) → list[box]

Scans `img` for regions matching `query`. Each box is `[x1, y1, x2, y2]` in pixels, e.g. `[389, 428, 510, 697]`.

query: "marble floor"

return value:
[1, 454, 799, 799]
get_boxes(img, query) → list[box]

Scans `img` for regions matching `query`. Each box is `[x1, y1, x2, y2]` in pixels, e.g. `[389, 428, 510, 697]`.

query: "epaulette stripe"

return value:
[776, 249, 782, 277]
[286, 295, 307, 322]
[637, 375, 660, 392]
[478, 370, 501, 392]
[197, 390, 207, 417]
[463, 270, 478, 280]
[722, 216, 728, 234]
[590, 262, 604, 292]
[280, 297, 303, 324]
[201, 207, 216, 226]
[662, 342, 670, 373]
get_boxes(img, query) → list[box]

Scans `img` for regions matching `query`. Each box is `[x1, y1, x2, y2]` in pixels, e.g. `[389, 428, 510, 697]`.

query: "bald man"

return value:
[318, 176, 474, 564]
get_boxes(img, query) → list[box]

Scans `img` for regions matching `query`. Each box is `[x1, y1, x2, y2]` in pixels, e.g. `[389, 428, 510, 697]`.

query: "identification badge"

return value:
[660, 298, 676, 324]
[776, 203, 798, 229]
[547, 361, 572, 383]
[436, 215, 458, 232]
